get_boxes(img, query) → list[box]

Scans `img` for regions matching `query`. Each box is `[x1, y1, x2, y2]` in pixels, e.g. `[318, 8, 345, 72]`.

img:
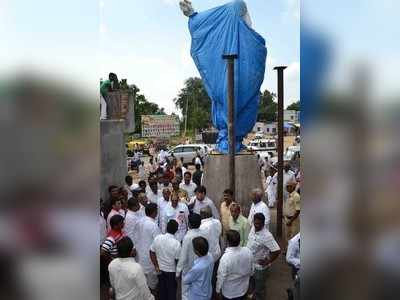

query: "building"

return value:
[284, 110, 300, 123]
[252, 122, 277, 135]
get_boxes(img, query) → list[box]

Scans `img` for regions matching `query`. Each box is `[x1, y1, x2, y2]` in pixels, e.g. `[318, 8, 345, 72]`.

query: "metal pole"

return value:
[274, 66, 287, 238]
[223, 54, 238, 196]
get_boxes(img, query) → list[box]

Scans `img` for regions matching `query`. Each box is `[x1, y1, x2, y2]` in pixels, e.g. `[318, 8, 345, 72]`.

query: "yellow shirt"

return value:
[284, 191, 300, 217]
[220, 201, 234, 232]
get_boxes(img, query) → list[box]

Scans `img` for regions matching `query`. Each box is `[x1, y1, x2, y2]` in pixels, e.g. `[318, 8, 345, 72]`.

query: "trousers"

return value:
[158, 271, 177, 300]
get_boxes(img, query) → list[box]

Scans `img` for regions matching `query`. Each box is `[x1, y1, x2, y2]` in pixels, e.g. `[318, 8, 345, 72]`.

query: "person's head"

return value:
[138, 180, 146, 191]
[286, 181, 297, 193]
[138, 193, 148, 206]
[180, 157, 184, 163]
[145, 202, 158, 219]
[195, 185, 206, 201]
[149, 180, 158, 193]
[171, 179, 180, 191]
[230, 203, 241, 220]
[284, 163, 291, 173]
[226, 230, 241, 247]
[200, 205, 212, 220]
[127, 197, 140, 211]
[117, 236, 135, 258]
[119, 187, 128, 201]
[183, 163, 189, 169]
[253, 213, 265, 232]
[108, 185, 119, 199]
[250, 188, 263, 204]
[184, 172, 192, 184]
[166, 219, 179, 235]
[188, 213, 201, 229]
[171, 193, 179, 208]
[195, 163, 201, 171]
[110, 214, 124, 231]
[162, 188, 171, 201]
[109, 72, 118, 81]
[111, 197, 122, 211]
[125, 175, 133, 186]
[223, 188, 234, 204]
[175, 166, 182, 175]
[192, 236, 209, 257]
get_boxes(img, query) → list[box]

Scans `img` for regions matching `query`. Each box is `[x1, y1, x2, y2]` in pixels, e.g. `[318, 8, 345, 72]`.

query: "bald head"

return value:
[200, 205, 212, 219]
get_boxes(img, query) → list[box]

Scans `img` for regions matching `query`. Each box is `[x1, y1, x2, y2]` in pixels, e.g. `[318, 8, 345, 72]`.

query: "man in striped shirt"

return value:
[101, 214, 126, 259]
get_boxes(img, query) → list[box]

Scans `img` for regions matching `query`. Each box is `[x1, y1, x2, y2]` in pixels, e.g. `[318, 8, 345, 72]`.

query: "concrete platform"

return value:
[100, 120, 127, 200]
[202, 153, 263, 216]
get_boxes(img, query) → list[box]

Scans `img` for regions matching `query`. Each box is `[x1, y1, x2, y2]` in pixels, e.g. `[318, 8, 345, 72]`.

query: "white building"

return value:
[252, 122, 277, 135]
[284, 110, 300, 123]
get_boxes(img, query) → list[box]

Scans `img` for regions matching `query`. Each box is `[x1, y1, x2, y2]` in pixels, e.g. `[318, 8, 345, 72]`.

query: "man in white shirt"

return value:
[189, 185, 220, 219]
[150, 220, 181, 300]
[248, 188, 270, 230]
[180, 171, 197, 199]
[286, 233, 300, 274]
[124, 197, 145, 245]
[200, 206, 222, 299]
[135, 203, 161, 292]
[216, 230, 253, 300]
[106, 198, 126, 231]
[109, 237, 154, 300]
[246, 213, 281, 300]
[283, 163, 296, 200]
[124, 175, 134, 199]
[147, 180, 160, 204]
[157, 188, 171, 232]
[265, 168, 277, 208]
[163, 193, 189, 242]
[176, 213, 204, 300]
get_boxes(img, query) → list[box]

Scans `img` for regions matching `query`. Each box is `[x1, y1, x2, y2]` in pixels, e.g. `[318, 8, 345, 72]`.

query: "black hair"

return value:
[192, 236, 209, 257]
[125, 175, 133, 185]
[195, 164, 201, 170]
[223, 189, 233, 196]
[110, 214, 124, 229]
[145, 202, 158, 216]
[184, 171, 192, 177]
[111, 197, 121, 207]
[127, 197, 139, 209]
[226, 230, 241, 247]
[108, 185, 118, 193]
[167, 219, 179, 235]
[253, 212, 265, 224]
[188, 213, 201, 229]
[117, 236, 134, 258]
[138, 180, 146, 187]
[195, 185, 206, 194]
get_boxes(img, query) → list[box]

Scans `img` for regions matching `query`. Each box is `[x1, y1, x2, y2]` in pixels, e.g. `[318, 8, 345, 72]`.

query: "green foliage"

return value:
[173, 77, 211, 131]
[286, 100, 300, 111]
[257, 90, 277, 122]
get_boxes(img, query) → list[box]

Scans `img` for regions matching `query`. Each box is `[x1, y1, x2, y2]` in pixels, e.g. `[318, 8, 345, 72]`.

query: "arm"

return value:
[176, 238, 189, 276]
[242, 219, 251, 246]
[211, 202, 221, 220]
[286, 240, 300, 270]
[216, 257, 228, 295]
[182, 266, 200, 285]
[149, 250, 160, 273]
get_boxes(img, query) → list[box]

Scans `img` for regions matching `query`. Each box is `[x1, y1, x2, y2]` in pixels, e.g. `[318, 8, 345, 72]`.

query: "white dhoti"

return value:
[100, 94, 107, 120]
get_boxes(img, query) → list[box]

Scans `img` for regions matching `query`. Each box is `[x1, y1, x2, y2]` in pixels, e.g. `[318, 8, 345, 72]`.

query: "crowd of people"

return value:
[100, 151, 301, 300]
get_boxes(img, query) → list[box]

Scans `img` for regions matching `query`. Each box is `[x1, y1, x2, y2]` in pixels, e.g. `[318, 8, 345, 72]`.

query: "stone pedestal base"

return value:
[202, 153, 263, 216]
[101, 120, 127, 200]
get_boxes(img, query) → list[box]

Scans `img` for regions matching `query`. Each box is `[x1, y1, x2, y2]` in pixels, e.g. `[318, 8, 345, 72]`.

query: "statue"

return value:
[180, 0, 267, 153]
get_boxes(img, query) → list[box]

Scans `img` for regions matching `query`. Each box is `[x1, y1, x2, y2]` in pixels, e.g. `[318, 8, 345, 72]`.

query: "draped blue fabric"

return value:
[188, 0, 267, 153]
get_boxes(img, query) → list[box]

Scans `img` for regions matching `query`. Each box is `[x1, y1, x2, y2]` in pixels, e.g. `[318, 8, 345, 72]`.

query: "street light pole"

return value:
[274, 66, 287, 238]
[223, 54, 238, 196]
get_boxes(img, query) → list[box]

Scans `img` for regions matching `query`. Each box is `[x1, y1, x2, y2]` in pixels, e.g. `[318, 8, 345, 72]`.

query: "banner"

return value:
[141, 115, 180, 137]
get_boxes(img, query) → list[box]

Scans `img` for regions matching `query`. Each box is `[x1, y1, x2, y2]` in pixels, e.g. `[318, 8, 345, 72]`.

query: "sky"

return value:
[99, 0, 300, 114]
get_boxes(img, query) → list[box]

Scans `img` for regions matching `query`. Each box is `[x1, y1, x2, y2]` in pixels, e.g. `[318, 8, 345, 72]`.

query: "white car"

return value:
[270, 145, 301, 166]
[247, 139, 277, 153]
[168, 144, 210, 164]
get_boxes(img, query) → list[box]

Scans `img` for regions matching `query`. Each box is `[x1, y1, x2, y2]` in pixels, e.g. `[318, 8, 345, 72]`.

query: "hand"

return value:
[155, 266, 160, 273]
[258, 258, 270, 267]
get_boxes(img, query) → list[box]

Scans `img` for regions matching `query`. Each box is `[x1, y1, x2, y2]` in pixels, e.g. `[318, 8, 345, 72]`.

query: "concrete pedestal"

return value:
[202, 153, 263, 216]
[101, 120, 127, 200]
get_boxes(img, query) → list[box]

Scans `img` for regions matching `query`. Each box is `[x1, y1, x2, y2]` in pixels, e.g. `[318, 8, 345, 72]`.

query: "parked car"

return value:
[168, 144, 210, 164]
[270, 145, 300, 170]
[247, 139, 277, 153]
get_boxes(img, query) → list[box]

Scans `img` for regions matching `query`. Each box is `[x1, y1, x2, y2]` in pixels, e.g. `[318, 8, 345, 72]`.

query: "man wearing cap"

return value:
[284, 181, 300, 242]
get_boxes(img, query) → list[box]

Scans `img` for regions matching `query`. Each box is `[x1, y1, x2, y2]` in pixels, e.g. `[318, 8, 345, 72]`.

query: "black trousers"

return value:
[158, 271, 177, 300]
[223, 296, 245, 300]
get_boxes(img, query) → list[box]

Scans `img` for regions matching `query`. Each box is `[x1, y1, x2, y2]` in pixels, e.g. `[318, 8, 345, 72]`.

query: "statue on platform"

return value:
[180, 0, 267, 153]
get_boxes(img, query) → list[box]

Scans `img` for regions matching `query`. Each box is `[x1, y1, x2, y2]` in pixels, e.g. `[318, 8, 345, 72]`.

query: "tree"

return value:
[257, 90, 277, 122]
[286, 100, 300, 111]
[173, 77, 211, 131]
[133, 86, 165, 133]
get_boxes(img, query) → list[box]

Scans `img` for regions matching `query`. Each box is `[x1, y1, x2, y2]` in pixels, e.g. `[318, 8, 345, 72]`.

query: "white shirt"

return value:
[246, 227, 280, 270]
[124, 209, 145, 245]
[176, 228, 204, 275]
[265, 176, 277, 206]
[107, 209, 125, 230]
[164, 202, 189, 242]
[248, 201, 270, 229]
[283, 170, 296, 186]
[195, 157, 202, 166]
[200, 217, 222, 262]
[216, 246, 253, 298]
[146, 189, 160, 204]
[109, 258, 154, 300]
[189, 196, 220, 220]
[135, 216, 161, 274]
[286, 233, 300, 270]
[157, 197, 171, 232]
[150, 233, 181, 273]
[180, 181, 197, 199]
[124, 184, 133, 199]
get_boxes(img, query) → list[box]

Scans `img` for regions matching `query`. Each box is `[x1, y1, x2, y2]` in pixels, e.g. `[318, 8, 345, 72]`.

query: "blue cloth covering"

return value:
[188, 0, 267, 153]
